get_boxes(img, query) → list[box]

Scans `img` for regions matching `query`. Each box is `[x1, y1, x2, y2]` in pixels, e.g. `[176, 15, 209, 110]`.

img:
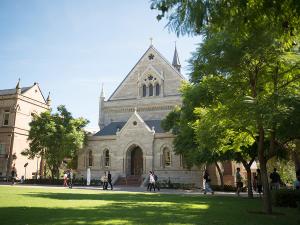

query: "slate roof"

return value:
[0, 87, 31, 96]
[94, 120, 164, 136]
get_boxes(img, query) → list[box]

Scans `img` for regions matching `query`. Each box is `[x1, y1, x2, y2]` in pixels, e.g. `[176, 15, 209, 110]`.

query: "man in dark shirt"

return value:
[270, 168, 280, 190]
[107, 171, 113, 190]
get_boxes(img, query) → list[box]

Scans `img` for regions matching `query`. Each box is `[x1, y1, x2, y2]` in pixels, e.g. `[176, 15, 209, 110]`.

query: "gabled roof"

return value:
[0, 87, 31, 96]
[108, 45, 186, 101]
[94, 119, 164, 136]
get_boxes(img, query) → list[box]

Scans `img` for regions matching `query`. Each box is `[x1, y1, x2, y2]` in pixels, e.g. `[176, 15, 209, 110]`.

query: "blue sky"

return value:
[0, 0, 200, 130]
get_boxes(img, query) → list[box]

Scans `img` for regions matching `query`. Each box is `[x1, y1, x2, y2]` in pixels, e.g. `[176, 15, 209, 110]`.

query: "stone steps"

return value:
[115, 175, 142, 186]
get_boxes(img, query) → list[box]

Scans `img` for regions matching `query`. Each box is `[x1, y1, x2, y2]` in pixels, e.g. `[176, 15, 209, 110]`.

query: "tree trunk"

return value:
[215, 162, 224, 190]
[258, 126, 272, 214]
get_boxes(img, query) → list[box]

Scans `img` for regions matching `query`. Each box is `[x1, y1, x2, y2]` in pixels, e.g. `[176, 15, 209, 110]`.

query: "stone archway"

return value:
[126, 145, 143, 176]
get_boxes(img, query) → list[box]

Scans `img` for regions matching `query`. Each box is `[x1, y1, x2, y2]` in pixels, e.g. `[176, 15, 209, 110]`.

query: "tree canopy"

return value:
[22, 105, 89, 179]
[153, 0, 300, 214]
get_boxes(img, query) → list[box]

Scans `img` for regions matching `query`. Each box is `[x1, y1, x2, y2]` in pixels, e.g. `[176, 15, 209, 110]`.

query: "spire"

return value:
[16, 78, 21, 94]
[98, 83, 105, 130]
[46, 92, 51, 106]
[100, 83, 104, 98]
[172, 42, 181, 72]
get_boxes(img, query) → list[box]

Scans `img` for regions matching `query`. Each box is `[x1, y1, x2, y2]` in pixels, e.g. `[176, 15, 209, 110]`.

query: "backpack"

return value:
[154, 174, 158, 181]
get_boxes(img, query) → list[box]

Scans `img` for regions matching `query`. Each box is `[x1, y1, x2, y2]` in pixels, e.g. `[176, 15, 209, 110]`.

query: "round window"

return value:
[133, 121, 137, 126]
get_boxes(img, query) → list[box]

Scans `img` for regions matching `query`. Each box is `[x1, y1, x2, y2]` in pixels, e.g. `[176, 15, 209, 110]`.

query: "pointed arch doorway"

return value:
[126, 145, 143, 176]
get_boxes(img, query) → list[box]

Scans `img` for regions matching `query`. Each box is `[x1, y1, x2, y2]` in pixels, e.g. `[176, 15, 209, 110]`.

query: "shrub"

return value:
[23, 178, 103, 186]
[209, 184, 247, 192]
[272, 189, 300, 208]
[159, 181, 195, 189]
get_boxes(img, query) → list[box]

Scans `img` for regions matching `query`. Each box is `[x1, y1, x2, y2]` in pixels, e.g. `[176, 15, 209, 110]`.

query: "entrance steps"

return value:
[115, 175, 142, 186]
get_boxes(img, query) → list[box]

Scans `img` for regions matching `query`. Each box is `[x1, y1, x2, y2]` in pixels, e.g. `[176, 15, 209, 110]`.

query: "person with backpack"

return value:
[270, 168, 281, 190]
[203, 170, 214, 194]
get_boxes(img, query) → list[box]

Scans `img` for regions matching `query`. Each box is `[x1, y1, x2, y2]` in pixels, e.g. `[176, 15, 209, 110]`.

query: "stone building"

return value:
[77, 44, 204, 187]
[0, 81, 50, 180]
[76, 44, 251, 187]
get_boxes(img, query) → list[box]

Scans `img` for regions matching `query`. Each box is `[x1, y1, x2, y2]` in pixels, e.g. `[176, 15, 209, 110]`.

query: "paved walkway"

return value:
[0, 182, 257, 197]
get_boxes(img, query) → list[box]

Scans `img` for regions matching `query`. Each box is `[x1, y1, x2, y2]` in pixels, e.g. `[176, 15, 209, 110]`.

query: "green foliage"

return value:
[268, 158, 296, 185]
[22, 105, 89, 179]
[152, 0, 300, 213]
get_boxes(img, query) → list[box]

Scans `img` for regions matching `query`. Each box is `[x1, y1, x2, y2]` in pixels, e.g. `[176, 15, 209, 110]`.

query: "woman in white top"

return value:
[149, 172, 156, 191]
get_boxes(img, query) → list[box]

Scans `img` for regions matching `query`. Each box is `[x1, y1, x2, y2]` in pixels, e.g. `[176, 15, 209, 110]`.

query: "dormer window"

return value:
[3, 110, 9, 126]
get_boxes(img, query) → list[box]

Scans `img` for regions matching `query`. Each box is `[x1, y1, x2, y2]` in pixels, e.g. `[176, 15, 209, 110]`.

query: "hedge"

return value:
[272, 189, 300, 208]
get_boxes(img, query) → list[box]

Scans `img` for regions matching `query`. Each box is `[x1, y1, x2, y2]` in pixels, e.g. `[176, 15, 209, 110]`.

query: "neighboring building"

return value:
[0, 81, 50, 180]
[77, 44, 204, 187]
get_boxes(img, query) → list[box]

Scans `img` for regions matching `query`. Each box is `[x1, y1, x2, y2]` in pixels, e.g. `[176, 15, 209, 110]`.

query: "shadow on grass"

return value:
[22, 192, 212, 204]
[0, 191, 298, 225]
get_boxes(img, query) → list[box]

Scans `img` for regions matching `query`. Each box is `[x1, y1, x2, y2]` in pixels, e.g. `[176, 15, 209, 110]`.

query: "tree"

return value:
[152, 0, 300, 214]
[22, 105, 89, 179]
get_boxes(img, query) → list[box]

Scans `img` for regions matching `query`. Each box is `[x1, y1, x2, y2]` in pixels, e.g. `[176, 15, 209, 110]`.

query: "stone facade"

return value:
[77, 45, 203, 187]
[0, 82, 49, 180]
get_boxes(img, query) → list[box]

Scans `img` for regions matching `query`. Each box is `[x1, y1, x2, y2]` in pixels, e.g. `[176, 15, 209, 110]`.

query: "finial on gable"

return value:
[150, 37, 153, 46]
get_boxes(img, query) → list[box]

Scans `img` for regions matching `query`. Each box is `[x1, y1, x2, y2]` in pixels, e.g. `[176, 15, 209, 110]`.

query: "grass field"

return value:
[0, 186, 299, 225]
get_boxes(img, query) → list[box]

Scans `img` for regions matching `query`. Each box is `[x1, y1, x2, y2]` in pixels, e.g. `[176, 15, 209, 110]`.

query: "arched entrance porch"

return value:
[126, 145, 143, 176]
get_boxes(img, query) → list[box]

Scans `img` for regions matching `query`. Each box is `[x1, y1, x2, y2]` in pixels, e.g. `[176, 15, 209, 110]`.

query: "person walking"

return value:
[63, 171, 68, 187]
[147, 171, 152, 191]
[236, 167, 243, 196]
[102, 172, 108, 190]
[68, 169, 73, 189]
[270, 168, 281, 190]
[203, 170, 214, 194]
[256, 169, 263, 197]
[153, 172, 160, 191]
[11, 165, 17, 185]
[107, 171, 113, 190]
[149, 171, 156, 192]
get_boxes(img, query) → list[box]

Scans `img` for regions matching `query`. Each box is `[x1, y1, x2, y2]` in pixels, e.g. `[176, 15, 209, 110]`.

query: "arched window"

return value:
[104, 149, 110, 167]
[88, 150, 93, 167]
[142, 84, 147, 97]
[163, 147, 171, 167]
[149, 84, 153, 96]
[155, 83, 160, 96]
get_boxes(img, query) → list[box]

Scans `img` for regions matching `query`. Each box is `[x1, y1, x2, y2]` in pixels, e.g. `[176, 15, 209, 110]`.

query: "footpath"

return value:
[0, 182, 255, 197]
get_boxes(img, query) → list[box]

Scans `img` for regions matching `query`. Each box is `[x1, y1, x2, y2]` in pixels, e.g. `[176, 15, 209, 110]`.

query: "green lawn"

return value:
[0, 186, 299, 225]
